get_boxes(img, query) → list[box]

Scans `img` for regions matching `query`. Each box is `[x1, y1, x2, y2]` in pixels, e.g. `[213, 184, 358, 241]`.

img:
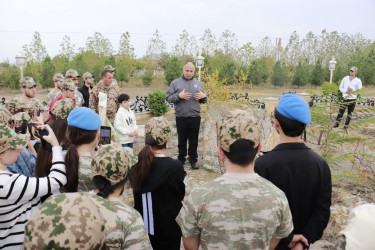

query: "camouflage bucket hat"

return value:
[218, 109, 261, 152]
[20, 76, 36, 88]
[0, 124, 29, 154]
[51, 99, 76, 120]
[65, 69, 80, 78]
[104, 65, 116, 72]
[12, 112, 35, 128]
[24, 192, 110, 250]
[53, 73, 65, 82]
[0, 108, 12, 125]
[61, 79, 76, 90]
[145, 116, 173, 145]
[82, 72, 94, 79]
[91, 143, 138, 185]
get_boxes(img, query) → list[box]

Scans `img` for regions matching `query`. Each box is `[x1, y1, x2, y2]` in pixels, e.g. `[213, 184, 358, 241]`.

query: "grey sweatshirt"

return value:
[166, 76, 207, 117]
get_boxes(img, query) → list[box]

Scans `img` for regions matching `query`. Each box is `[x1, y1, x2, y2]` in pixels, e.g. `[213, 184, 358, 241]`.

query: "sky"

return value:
[0, 0, 374, 63]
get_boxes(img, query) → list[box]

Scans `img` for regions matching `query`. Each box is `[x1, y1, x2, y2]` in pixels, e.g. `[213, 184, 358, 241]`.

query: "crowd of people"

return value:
[0, 63, 372, 250]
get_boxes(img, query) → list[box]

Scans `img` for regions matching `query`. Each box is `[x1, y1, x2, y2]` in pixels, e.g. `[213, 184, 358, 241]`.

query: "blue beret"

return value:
[67, 107, 101, 130]
[276, 94, 311, 124]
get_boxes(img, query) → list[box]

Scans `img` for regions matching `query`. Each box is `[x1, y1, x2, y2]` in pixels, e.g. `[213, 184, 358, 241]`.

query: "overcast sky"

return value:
[0, 0, 374, 63]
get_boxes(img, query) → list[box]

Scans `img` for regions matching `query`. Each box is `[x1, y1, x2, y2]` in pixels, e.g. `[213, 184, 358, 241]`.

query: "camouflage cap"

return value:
[104, 65, 116, 72]
[218, 109, 261, 152]
[61, 79, 76, 91]
[91, 143, 138, 185]
[53, 73, 65, 82]
[20, 77, 36, 88]
[0, 124, 29, 154]
[82, 72, 94, 79]
[50, 99, 76, 120]
[145, 116, 173, 145]
[12, 112, 32, 128]
[0, 108, 12, 125]
[24, 192, 110, 249]
[65, 69, 80, 78]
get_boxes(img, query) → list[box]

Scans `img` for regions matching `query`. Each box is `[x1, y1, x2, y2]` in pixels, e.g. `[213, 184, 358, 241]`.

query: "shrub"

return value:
[165, 57, 182, 86]
[147, 89, 169, 116]
[142, 69, 153, 86]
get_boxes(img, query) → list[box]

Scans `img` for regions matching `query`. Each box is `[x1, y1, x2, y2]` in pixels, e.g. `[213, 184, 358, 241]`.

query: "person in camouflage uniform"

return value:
[4, 77, 49, 122]
[50, 98, 76, 120]
[46, 73, 65, 106]
[89, 68, 119, 124]
[176, 109, 294, 250]
[91, 143, 152, 249]
[65, 69, 84, 107]
[0, 107, 13, 125]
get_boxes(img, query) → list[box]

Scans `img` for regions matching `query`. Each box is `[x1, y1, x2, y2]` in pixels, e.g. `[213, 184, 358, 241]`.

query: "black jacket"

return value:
[255, 143, 332, 249]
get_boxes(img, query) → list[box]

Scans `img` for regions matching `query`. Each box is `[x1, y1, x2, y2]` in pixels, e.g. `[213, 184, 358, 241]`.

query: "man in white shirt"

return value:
[334, 66, 362, 129]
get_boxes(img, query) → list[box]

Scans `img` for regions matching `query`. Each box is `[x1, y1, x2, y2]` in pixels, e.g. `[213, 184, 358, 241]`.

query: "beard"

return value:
[25, 91, 35, 98]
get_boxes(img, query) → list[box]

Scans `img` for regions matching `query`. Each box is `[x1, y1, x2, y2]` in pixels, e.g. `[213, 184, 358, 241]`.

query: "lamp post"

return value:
[15, 54, 27, 79]
[329, 57, 337, 84]
[195, 54, 205, 81]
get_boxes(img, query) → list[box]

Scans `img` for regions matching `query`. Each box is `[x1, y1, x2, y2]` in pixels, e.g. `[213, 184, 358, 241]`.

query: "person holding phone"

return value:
[65, 107, 102, 192]
[0, 124, 66, 249]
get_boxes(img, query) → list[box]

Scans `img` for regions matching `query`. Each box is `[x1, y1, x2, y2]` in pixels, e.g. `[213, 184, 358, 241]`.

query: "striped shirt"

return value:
[0, 146, 66, 249]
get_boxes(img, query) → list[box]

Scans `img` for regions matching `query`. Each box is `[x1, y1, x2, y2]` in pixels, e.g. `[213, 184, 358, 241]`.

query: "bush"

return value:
[165, 57, 182, 85]
[147, 89, 169, 116]
[142, 69, 153, 86]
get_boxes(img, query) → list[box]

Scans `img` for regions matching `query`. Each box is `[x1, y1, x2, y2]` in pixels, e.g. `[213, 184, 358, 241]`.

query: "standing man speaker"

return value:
[166, 62, 207, 170]
[334, 66, 362, 129]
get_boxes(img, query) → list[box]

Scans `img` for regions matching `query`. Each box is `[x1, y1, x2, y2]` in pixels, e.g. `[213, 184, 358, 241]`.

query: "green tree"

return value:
[271, 61, 288, 87]
[85, 32, 114, 57]
[40, 56, 56, 89]
[116, 56, 130, 83]
[147, 90, 169, 116]
[199, 28, 217, 56]
[59, 35, 76, 61]
[248, 57, 270, 85]
[118, 32, 135, 58]
[24, 61, 40, 82]
[142, 69, 154, 86]
[145, 30, 166, 61]
[165, 57, 182, 85]
[105, 55, 116, 68]
[3, 66, 20, 89]
[310, 59, 325, 87]
[72, 53, 89, 85]
[22, 31, 48, 63]
[292, 60, 310, 87]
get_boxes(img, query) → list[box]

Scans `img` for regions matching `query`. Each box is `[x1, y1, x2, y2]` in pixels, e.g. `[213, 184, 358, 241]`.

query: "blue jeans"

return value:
[122, 143, 133, 149]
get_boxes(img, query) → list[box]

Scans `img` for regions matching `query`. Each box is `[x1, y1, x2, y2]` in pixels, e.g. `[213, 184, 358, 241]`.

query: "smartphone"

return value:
[39, 128, 52, 152]
[100, 126, 111, 145]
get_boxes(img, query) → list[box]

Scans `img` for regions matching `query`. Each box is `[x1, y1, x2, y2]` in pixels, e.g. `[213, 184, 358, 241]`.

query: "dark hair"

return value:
[36, 119, 68, 178]
[222, 139, 259, 166]
[274, 109, 306, 137]
[128, 136, 167, 192]
[92, 175, 127, 199]
[101, 70, 112, 78]
[118, 93, 130, 103]
[64, 125, 98, 192]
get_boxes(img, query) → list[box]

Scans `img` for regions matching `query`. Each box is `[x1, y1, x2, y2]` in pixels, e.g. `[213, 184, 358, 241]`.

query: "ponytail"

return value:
[64, 144, 79, 192]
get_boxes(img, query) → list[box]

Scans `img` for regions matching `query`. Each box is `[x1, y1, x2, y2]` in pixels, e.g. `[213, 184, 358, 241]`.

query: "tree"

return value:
[255, 36, 274, 58]
[105, 55, 116, 68]
[116, 56, 130, 83]
[22, 31, 48, 63]
[85, 32, 114, 57]
[271, 61, 288, 87]
[165, 57, 182, 85]
[40, 56, 56, 89]
[173, 29, 198, 58]
[199, 29, 217, 56]
[292, 60, 310, 88]
[118, 32, 135, 58]
[71, 53, 88, 77]
[59, 35, 76, 61]
[218, 30, 238, 57]
[2, 66, 20, 89]
[24, 61, 40, 82]
[237, 42, 255, 66]
[145, 30, 166, 61]
[142, 69, 154, 86]
[310, 59, 325, 87]
[248, 57, 270, 85]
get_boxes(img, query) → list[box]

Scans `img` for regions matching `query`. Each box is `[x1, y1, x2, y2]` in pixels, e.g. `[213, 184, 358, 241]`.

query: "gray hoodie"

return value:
[166, 76, 207, 117]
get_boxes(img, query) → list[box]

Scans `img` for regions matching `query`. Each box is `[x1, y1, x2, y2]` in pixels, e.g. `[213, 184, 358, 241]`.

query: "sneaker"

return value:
[191, 162, 199, 170]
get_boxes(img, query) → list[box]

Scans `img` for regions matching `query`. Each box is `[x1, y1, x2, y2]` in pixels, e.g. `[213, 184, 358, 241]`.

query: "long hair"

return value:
[64, 125, 98, 192]
[128, 135, 167, 192]
[35, 119, 68, 177]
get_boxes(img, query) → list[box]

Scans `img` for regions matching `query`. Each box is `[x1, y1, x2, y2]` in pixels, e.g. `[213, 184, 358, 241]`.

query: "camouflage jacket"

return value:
[176, 173, 293, 250]
[77, 152, 95, 192]
[46, 89, 61, 106]
[89, 83, 119, 124]
[5, 96, 47, 116]
[106, 196, 152, 250]
[74, 89, 84, 107]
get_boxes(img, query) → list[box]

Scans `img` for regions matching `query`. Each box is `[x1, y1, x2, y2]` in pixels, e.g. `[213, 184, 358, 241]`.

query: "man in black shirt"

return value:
[255, 94, 332, 250]
[79, 72, 94, 107]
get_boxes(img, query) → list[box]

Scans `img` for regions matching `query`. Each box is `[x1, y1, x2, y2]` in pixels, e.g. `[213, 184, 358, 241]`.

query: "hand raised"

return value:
[179, 89, 192, 100]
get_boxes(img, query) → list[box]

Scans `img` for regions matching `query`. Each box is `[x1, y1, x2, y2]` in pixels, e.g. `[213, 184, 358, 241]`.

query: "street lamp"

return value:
[329, 57, 337, 84]
[15, 54, 27, 79]
[195, 54, 205, 81]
